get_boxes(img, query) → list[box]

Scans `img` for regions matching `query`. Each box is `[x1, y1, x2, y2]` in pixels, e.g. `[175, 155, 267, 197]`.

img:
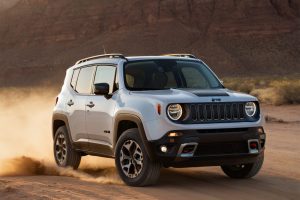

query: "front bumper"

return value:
[149, 127, 265, 167]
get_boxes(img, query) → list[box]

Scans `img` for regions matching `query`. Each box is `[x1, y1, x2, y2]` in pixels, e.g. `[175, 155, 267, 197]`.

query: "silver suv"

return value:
[52, 54, 265, 186]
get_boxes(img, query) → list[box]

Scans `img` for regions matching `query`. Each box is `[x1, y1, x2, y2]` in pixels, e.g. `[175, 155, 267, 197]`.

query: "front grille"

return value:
[194, 141, 249, 156]
[189, 102, 246, 123]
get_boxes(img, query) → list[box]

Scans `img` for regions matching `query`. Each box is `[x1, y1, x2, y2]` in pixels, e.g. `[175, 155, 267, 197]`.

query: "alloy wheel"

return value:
[119, 140, 144, 178]
[55, 132, 67, 164]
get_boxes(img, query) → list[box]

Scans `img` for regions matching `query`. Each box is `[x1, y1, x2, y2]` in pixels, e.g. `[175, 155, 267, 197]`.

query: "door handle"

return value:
[67, 100, 74, 106]
[86, 101, 95, 108]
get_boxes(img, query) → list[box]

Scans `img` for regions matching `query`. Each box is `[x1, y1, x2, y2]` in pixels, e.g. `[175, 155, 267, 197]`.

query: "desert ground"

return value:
[0, 90, 299, 200]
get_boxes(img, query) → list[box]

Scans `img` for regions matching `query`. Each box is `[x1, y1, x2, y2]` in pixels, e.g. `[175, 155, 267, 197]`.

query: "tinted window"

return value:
[181, 66, 210, 88]
[70, 68, 80, 89]
[94, 65, 116, 93]
[76, 66, 94, 94]
[124, 60, 222, 90]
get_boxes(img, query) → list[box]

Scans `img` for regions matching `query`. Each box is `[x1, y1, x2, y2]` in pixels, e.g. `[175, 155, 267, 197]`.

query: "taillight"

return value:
[55, 97, 59, 105]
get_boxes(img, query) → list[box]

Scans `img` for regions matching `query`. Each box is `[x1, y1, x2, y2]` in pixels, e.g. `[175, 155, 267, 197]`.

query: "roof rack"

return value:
[162, 54, 197, 59]
[75, 53, 127, 65]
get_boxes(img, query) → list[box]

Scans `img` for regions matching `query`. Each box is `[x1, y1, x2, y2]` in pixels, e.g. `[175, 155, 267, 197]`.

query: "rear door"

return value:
[85, 65, 117, 153]
[67, 66, 95, 149]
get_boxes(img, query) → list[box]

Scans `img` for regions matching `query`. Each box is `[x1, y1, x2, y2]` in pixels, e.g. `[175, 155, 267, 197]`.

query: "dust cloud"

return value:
[0, 87, 122, 185]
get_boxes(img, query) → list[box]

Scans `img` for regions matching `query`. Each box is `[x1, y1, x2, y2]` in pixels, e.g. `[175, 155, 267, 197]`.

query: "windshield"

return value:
[124, 60, 223, 90]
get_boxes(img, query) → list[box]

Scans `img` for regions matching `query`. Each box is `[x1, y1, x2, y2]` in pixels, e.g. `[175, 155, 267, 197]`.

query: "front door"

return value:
[85, 65, 117, 154]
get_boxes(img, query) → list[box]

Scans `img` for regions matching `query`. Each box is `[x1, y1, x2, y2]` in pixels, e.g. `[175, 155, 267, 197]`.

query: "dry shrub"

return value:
[250, 80, 300, 105]
[270, 80, 300, 105]
[250, 88, 277, 104]
[224, 77, 300, 105]
[224, 78, 256, 93]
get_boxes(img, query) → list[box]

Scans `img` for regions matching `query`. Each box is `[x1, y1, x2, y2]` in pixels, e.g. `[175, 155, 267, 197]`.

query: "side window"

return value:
[75, 66, 95, 94]
[181, 67, 209, 89]
[94, 65, 116, 94]
[70, 68, 80, 89]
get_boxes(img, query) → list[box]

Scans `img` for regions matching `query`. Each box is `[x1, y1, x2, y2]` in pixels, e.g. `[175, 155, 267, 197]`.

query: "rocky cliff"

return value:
[0, 0, 299, 86]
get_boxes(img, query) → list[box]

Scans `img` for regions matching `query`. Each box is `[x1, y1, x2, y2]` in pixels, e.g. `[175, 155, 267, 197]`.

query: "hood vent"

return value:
[178, 89, 229, 97]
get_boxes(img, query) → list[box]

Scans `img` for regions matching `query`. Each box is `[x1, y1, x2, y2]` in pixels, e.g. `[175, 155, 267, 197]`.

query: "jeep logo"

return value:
[212, 98, 221, 102]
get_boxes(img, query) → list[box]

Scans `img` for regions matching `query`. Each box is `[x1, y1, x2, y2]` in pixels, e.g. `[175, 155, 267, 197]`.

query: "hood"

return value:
[129, 88, 257, 103]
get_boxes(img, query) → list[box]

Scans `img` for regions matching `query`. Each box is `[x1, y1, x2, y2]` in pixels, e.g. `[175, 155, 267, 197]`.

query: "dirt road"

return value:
[0, 104, 299, 199]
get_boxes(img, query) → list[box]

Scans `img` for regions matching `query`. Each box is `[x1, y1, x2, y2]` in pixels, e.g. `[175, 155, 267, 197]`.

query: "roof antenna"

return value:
[103, 45, 107, 54]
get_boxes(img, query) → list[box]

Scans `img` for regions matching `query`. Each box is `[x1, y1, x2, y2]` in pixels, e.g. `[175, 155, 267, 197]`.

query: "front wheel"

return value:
[115, 128, 161, 186]
[221, 153, 264, 179]
[54, 126, 81, 169]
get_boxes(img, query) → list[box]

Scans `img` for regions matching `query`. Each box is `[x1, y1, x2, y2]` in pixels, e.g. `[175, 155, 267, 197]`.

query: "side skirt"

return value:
[73, 141, 114, 158]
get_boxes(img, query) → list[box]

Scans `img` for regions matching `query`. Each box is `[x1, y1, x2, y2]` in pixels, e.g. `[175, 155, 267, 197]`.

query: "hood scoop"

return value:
[178, 89, 229, 97]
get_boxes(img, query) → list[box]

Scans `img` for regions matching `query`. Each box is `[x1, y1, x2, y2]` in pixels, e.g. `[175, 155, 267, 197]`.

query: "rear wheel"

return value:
[115, 128, 161, 186]
[221, 153, 264, 179]
[54, 126, 81, 169]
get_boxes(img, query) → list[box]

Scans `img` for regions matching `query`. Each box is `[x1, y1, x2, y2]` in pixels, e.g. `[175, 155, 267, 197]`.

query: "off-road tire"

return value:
[115, 128, 161, 186]
[221, 153, 264, 179]
[54, 125, 81, 169]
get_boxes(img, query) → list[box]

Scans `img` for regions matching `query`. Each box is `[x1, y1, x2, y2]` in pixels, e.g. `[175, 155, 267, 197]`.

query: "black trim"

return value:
[176, 88, 229, 97]
[73, 141, 114, 158]
[149, 127, 265, 167]
[52, 113, 75, 149]
[113, 114, 155, 161]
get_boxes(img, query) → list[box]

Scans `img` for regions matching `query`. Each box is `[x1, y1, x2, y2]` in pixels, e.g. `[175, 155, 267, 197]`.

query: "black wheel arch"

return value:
[52, 113, 75, 147]
[113, 114, 156, 161]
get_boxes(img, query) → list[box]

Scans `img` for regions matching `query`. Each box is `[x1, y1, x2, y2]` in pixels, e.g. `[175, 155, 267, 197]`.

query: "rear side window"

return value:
[70, 68, 80, 89]
[75, 66, 95, 94]
[94, 65, 117, 94]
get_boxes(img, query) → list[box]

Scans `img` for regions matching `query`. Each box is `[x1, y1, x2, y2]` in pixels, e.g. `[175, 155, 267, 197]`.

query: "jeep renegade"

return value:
[52, 54, 265, 186]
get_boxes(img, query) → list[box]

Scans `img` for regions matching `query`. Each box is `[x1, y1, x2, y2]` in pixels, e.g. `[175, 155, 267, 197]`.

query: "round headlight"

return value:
[167, 104, 183, 120]
[245, 102, 257, 117]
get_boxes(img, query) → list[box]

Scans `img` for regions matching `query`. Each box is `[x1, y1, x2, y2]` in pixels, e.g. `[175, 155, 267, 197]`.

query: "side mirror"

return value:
[94, 83, 109, 95]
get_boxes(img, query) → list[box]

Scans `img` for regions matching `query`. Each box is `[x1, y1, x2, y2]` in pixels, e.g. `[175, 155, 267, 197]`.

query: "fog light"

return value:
[160, 145, 168, 153]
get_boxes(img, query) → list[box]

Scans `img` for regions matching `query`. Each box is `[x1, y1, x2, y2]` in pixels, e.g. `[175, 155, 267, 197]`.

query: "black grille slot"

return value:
[206, 104, 212, 120]
[190, 102, 246, 123]
[195, 141, 249, 156]
[191, 104, 197, 121]
[196, 128, 248, 134]
[198, 104, 205, 121]
[226, 104, 232, 120]
[239, 104, 245, 119]
[213, 104, 219, 120]
[219, 104, 225, 120]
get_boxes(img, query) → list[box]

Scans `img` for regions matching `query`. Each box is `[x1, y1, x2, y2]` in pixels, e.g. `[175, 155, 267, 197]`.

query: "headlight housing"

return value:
[167, 104, 183, 120]
[245, 102, 257, 117]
